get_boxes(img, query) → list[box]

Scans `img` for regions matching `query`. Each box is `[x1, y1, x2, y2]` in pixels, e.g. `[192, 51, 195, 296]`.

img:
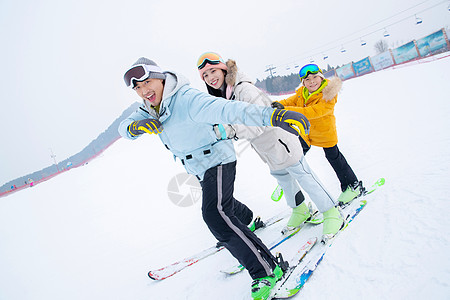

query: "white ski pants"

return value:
[270, 156, 337, 212]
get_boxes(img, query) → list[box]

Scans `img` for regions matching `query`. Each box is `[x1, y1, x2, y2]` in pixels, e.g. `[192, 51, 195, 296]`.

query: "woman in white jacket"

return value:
[197, 52, 343, 240]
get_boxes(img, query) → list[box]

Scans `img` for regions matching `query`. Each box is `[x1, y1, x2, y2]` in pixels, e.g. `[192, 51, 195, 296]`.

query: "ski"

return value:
[221, 227, 302, 276]
[365, 177, 385, 195]
[269, 177, 385, 298]
[266, 237, 318, 299]
[221, 211, 322, 275]
[148, 210, 289, 280]
[272, 199, 367, 299]
[148, 245, 224, 281]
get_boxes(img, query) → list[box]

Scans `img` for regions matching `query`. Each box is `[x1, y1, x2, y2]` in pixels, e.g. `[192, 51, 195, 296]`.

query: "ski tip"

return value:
[308, 237, 318, 244]
[271, 185, 283, 202]
[148, 271, 166, 281]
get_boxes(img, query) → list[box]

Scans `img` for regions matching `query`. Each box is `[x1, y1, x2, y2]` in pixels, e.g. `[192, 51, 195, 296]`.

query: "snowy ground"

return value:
[1, 55, 450, 300]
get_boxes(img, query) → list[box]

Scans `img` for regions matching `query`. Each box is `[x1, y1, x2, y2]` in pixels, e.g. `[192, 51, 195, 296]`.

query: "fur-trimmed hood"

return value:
[225, 59, 238, 87]
[322, 77, 342, 101]
[225, 59, 253, 87]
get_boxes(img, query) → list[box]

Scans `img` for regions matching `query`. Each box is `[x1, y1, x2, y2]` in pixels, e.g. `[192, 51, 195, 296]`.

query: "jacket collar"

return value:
[143, 71, 190, 118]
[300, 76, 342, 102]
[302, 79, 328, 101]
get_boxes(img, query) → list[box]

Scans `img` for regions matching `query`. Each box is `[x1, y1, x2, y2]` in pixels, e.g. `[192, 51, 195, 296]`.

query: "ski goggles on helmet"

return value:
[123, 64, 163, 88]
[197, 52, 225, 70]
[299, 64, 322, 79]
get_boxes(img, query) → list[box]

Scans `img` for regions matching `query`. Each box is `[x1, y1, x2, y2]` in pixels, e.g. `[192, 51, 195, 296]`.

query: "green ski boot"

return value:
[337, 180, 364, 205]
[282, 202, 311, 234]
[251, 265, 284, 300]
[322, 206, 344, 242]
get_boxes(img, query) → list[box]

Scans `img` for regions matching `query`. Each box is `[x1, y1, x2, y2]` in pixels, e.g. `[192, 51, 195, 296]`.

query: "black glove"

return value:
[271, 101, 284, 109]
[270, 109, 310, 136]
[128, 118, 163, 136]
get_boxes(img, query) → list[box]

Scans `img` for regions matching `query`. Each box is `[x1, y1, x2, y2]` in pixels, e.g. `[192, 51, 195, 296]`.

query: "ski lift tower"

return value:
[265, 65, 276, 78]
[49, 148, 60, 172]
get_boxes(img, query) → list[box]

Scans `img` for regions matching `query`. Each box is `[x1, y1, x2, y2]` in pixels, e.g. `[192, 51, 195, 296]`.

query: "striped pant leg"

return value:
[200, 161, 276, 279]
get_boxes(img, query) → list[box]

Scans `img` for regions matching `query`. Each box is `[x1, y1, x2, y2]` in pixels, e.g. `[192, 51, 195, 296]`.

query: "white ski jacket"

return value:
[224, 60, 303, 171]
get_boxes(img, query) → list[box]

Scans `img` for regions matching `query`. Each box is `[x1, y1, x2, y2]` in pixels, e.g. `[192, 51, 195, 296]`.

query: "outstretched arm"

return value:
[183, 88, 310, 137]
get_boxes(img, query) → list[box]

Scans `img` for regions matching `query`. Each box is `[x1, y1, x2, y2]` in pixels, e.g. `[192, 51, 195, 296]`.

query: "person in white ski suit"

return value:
[118, 57, 311, 299]
[197, 52, 343, 236]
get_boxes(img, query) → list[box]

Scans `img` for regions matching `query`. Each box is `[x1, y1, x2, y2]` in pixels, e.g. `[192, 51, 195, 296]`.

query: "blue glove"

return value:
[128, 118, 163, 136]
[270, 109, 310, 136]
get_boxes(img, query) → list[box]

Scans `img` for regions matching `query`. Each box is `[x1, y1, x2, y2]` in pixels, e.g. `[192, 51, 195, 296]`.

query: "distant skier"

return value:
[118, 57, 310, 300]
[196, 52, 342, 246]
[272, 64, 364, 206]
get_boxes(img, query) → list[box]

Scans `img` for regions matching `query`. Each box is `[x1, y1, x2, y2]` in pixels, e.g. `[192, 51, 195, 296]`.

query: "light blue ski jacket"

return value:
[118, 71, 274, 180]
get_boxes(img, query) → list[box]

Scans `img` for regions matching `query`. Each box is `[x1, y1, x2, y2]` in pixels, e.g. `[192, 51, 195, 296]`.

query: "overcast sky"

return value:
[1, 0, 449, 185]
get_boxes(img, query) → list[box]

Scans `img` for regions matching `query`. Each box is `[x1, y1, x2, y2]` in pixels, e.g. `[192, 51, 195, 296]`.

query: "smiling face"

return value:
[303, 73, 324, 93]
[133, 78, 164, 107]
[202, 68, 225, 89]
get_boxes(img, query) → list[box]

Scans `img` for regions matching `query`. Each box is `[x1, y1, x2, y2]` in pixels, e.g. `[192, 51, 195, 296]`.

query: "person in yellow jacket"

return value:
[272, 64, 364, 204]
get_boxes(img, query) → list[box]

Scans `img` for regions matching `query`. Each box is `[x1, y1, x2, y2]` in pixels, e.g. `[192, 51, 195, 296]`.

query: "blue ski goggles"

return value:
[299, 64, 322, 79]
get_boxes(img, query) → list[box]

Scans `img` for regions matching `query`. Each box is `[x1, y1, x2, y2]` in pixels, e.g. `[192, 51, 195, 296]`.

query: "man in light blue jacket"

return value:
[119, 57, 310, 299]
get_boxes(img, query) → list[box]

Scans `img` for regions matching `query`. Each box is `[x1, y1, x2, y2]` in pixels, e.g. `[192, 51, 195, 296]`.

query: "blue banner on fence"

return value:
[392, 41, 419, 64]
[335, 63, 355, 80]
[353, 57, 373, 76]
[371, 51, 395, 71]
[416, 29, 448, 57]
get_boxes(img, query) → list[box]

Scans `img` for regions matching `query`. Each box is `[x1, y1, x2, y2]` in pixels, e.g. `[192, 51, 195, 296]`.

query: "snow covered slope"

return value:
[1, 55, 449, 300]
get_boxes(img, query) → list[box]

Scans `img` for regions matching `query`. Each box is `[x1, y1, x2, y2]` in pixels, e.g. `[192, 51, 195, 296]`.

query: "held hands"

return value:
[128, 118, 163, 136]
[271, 101, 284, 109]
[270, 109, 310, 136]
[213, 124, 236, 140]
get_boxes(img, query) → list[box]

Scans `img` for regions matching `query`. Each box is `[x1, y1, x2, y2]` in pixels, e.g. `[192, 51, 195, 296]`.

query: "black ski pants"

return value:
[302, 141, 358, 192]
[200, 161, 277, 279]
